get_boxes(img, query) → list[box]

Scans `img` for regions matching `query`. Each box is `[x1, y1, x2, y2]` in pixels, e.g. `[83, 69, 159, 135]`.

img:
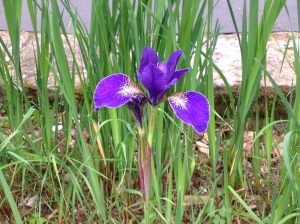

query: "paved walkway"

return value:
[0, 30, 297, 117]
[0, 31, 297, 93]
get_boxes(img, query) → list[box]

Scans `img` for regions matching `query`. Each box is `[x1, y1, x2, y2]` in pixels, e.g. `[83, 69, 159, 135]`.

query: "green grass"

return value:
[0, 0, 300, 223]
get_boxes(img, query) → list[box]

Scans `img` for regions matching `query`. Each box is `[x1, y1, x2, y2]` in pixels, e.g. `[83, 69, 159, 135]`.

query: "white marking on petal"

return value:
[118, 81, 141, 97]
[169, 94, 188, 110]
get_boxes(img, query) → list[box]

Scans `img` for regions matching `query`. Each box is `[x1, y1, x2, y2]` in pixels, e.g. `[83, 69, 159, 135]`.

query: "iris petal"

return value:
[158, 62, 168, 75]
[138, 47, 158, 76]
[139, 64, 168, 105]
[136, 48, 190, 106]
[168, 68, 190, 87]
[168, 91, 210, 134]
[94, 74, 142, 110]
[166, 50, 189, 87]
[167, 50, 183, 74]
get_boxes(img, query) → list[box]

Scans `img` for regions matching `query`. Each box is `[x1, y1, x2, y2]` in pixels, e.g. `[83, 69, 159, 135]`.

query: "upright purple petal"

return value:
[168, 91, 210, 134]
[167, 68, 190, 87]
[136, 48, 190, 105]
[138, 47, 158, 76]
[158, 62, 168, 75]
[94, 74, 143, 110]
[139, 64, 168, 105]
[167, 50, 183, 74]
[166, 50, 189, 87]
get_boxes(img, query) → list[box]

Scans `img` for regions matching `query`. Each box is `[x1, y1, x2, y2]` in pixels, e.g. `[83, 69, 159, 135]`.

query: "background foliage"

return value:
[0, 0, 300, 223]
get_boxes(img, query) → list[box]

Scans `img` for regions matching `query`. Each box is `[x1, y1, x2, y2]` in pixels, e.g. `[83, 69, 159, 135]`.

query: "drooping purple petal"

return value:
[138, 47, 158, 76]
[94, 74, 143, 110]
[139, 64, 168, 105]
[168, 91, 210, 134]
[167, 50, 183, 74]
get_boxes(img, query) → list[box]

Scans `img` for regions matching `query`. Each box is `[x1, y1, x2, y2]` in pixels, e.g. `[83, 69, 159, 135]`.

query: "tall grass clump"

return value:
[1, 1, 26, 223]
[268, 3, 300, 221]
[257, 31, 300, 223]
[0, 0, 219, 223]
[225, 0, 300, 223]
[226, 0, 286, 187]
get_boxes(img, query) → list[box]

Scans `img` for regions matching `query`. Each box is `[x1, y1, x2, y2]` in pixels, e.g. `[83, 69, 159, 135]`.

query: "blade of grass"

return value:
[228, 186, 264, 224]
[0, 171, 22, 224]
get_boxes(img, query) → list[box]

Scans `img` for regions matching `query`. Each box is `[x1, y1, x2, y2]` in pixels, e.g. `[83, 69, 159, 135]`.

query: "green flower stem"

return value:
[138, 127, 146, 161]
[144, 202, 150, 224]
[137, 106, 158, 223]
[147, 106, 157, 148]
[138, 127, 151, 223]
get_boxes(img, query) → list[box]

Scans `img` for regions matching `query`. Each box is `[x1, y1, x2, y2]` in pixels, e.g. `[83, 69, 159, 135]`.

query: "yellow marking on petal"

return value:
[169, 94, 188, 110]
[118, 81, 141, 97]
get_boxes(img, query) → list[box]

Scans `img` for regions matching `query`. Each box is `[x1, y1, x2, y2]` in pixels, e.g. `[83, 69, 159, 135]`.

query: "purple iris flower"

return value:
[94, 47, 210, 134]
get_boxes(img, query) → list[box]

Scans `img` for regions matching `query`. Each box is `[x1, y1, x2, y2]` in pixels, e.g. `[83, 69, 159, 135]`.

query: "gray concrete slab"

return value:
[0, 0, 92, 32]
[214, 0, 298, 33]
[0, 0, 298, 33]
